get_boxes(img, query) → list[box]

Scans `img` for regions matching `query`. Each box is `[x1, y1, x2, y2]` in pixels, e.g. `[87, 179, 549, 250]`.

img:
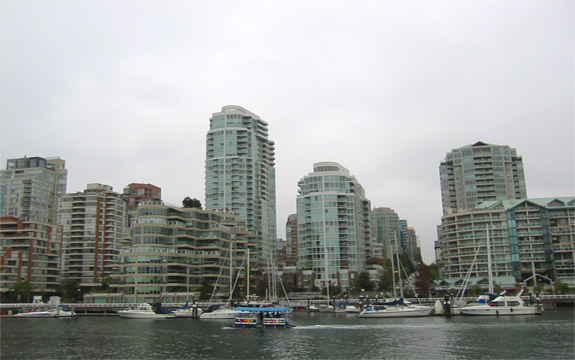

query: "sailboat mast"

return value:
[391, 234, 397, 299]
[246, 248, 250, 301]
[486, 228, 494, 294]
[396, 246, 404, 299]
[229, 242, 233, 302]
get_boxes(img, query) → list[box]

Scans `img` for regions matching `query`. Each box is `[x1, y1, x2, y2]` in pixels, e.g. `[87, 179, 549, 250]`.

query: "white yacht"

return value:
[13, 309, 59, 318]
[459, 290, 544, 316]
[199, 305, 249, 319]
[118, 303, 176, 319]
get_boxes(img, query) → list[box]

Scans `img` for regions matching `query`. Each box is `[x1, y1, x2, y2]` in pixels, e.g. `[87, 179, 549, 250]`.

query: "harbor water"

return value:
[1, 310, 573, 359]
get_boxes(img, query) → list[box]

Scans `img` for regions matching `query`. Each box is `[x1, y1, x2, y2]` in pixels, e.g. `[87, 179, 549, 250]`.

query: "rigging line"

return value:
[208, 246, 231, 303]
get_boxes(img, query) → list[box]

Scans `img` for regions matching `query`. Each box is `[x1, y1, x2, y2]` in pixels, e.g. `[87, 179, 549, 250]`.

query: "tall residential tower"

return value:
[0, 156, 67, 225]
[204, 105, 277, 266]
[439, 141, 527, 215]
[296, 162, 371, 291]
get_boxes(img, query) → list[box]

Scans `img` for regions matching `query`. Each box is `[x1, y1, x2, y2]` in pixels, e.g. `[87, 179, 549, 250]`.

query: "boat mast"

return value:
[246, 248, 250, 301]
[229, 242, 233, 302]
[186, 267, 190, 303]
[391, 233, 397, 299]
[396, 244, 404, 299]
[486, 228, 494, 294]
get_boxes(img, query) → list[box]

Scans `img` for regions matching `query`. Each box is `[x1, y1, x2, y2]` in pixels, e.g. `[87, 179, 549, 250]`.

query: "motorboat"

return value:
[118, 303, 176, 319]
[13, 309, 59, 318]
[199, 305, 249, 320]
[459, 289, 544, 316]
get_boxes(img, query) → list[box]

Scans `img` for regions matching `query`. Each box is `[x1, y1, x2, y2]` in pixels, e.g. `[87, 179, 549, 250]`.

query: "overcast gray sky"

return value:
[1, 0, 573, 263]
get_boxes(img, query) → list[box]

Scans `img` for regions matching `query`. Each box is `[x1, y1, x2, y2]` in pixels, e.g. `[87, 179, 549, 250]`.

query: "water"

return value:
[1, 310, 573, 359]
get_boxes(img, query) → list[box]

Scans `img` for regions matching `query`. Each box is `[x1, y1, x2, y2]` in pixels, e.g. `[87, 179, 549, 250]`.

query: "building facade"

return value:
[370, 207, 400, 260]
[0, 217, 63, 298]
[122, 183, 161, 225]
[439, 141, 527, 215]
[0, 156, 67, 225]
[59, 184, 127, 289]
[204, 105, 277, 267]
[114, 201, 256, 303]
[438, 197, 575, 287]
[296, 162, 371, 290]
[285, 214, 298, 258]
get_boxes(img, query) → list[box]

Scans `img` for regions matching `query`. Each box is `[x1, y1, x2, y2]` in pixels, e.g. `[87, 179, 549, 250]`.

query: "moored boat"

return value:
[13, 309, 59, 318]
[173, 302, 203, 318]
[118, 303, 176, 319]
[358, 298, 432, 318]
[459, 289, 544, 316]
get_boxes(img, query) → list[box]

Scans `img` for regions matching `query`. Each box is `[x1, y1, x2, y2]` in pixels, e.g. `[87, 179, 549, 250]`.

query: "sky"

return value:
[1, 0, 573, 264]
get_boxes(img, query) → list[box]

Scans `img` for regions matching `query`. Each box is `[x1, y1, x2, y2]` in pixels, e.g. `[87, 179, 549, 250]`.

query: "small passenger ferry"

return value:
[233, 307, 293, 328]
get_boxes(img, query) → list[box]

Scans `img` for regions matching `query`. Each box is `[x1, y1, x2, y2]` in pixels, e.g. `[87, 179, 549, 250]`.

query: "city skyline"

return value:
[2, 1, 573, 263]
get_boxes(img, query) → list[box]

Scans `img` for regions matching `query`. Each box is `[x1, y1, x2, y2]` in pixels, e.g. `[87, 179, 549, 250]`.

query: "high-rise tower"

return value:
[205, 105, 277, 265]
[59, 184, 127, 289]
[296, 162, 371, 291]
[0, 156, 67, 225]
[439, 141, 527, 214]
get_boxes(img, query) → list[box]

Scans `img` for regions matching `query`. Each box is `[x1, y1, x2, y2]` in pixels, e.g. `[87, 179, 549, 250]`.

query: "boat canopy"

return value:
[235, 307, 291, 312]
[372, 298, 405, 306]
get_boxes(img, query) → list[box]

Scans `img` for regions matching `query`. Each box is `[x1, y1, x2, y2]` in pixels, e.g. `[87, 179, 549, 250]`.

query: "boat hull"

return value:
[174, 308, 203, 318]
[459, 305, 541, 316]
[358, 306, 432, 318]
[199, 310, 249, 319]
[118, 311, 175, 319]
[13, 310, 58, 318]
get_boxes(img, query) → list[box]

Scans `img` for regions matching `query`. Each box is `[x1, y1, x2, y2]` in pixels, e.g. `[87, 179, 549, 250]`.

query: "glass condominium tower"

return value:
[205, 105, 277, 265]
[439, 141, 527, 215]
[296, 162, 371, 290]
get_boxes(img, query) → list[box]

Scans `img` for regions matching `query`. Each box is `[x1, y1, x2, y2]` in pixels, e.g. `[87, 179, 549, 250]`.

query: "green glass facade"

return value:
[205, 106, 277, 267]
[296, 162, 371, 290]
[115, 201, 255, 302]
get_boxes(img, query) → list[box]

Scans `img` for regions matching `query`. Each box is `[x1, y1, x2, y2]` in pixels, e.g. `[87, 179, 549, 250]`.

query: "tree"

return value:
[182, 197, 202, 209]
[60, 279, 81, 302]
[428, 263, 440, 280]
[554, 281, 569, 294]
[10, 280, 33, 303]
[358, 271, 374, 291]
[198, 280, 214, 300]
[414, 264, 434, 297]
[97, 276, 117, 292]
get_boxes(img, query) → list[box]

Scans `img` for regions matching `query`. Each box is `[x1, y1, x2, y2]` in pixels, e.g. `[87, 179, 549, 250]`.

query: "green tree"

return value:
[10, 280, 33, 303]
[358, 271, 374, 291]
[182, 197, 202, 209]
[469, 285, 482, 296]
[198, 280, 214, 300]
[554, 281, 569, 294]
[60, 279, 81, 302]
[428, 263, 440, 280]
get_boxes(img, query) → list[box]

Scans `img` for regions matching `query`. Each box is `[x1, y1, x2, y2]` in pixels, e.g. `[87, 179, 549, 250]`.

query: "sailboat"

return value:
[359, 236, 432, 318]
[200, 243, 251, 319]
[459, 228, 544, 316]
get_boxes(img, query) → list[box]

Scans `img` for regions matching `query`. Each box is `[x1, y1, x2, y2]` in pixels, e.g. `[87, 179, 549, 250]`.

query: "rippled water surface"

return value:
[1, 310, 573, 359]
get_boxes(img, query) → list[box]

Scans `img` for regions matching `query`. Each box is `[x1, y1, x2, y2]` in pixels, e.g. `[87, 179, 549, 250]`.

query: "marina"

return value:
[1, 310, 573, 359]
